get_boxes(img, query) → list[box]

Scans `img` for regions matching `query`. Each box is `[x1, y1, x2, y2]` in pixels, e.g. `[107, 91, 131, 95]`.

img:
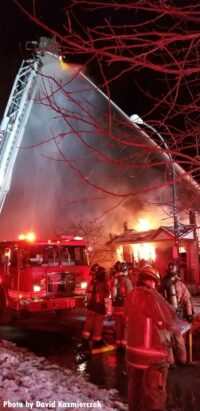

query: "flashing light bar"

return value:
[60, 235, 83, 241]
[17, 234, 84, 243]
[18, 232, 36, 242]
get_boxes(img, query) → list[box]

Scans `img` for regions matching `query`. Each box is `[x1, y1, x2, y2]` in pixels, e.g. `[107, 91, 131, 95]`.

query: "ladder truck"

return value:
[0, 39, 90, 322]
[0, 37, 62, 212]
[0, 45, 40, 212]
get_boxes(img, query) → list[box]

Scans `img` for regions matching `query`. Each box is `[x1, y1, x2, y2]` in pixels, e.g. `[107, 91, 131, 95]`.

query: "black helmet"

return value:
[167, 262, 177, 275]
[91, 263, 99, 273]
[96, 266, 106, 281]
[138, 265, 160, 284]
[120, 262, 128, 272]
[114, 261, 121, 271]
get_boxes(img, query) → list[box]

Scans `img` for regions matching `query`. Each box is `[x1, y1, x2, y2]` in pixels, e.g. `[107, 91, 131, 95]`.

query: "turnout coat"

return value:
[124, 286, 177, 369]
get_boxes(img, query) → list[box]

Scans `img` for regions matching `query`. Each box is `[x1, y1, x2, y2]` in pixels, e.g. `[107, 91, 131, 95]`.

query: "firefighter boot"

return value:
[75, 338, 91, 363]
[92, 339, 108, 349]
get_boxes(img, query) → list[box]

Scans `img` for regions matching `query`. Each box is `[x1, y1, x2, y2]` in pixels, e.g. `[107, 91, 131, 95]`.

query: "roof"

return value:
[108, 225, 195, 245]
[0, 238, 87, 247]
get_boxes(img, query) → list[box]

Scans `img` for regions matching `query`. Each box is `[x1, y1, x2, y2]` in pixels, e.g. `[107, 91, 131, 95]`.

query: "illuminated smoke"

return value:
[0, 54, 195, 240]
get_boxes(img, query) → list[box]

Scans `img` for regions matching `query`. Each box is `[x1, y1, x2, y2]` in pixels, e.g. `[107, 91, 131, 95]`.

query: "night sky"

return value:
[0, 1, 199, 240]
[0, 2, 69, 116]
[0, 1, 151, 120]
[0, 1, 50, 117]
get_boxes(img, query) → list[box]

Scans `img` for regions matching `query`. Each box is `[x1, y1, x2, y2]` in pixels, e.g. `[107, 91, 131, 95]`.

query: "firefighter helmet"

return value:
[114, 261, 121, 271]
[91, 263, 99, 273]
[167, 262, 178, 276]
[96, 266, 106, 281]
[120, 262, 128, 272]
[138, 265, 160, 284]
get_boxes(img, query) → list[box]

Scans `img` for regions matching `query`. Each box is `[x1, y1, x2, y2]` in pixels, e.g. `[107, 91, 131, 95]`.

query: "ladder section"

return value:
[0, 57, 42, 212]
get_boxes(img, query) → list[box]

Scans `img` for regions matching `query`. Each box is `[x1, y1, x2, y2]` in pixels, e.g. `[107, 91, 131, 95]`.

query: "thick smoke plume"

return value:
[0, 54, 195, 240]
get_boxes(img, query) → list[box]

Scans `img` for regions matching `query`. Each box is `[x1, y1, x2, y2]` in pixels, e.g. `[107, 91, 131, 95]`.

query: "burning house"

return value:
[108, 220, 200, 288]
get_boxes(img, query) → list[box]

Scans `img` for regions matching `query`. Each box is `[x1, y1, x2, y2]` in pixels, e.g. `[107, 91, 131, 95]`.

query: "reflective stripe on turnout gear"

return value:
[127, 345, 167, 358]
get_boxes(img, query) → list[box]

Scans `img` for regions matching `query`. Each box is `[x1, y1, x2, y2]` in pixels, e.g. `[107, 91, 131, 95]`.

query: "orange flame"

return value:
[132, 243, 156, 263]
[135, 218, 151, 231]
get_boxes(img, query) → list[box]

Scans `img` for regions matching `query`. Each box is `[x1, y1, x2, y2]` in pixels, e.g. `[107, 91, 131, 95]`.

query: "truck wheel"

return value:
[0, 287, 13, 323]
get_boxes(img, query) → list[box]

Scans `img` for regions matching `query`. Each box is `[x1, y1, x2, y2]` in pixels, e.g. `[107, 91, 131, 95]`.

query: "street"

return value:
[0, 310, 127, 403]
[0, 305, 200, 410]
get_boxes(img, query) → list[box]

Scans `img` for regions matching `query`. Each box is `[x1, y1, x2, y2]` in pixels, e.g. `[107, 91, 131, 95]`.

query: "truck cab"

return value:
[0, 234, 90, 322]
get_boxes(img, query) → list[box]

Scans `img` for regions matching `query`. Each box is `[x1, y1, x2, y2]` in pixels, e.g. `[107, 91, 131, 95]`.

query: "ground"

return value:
[0, 298, 200, 410]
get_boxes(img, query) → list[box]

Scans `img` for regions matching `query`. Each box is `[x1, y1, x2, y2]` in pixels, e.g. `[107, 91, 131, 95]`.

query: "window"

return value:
[60, 246, 88, 266]
[21, 245, 59, 267]
[10, 249, 18, 268]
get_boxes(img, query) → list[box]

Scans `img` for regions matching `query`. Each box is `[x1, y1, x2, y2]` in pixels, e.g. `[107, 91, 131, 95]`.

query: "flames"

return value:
[116, 245, 124, 261]
[132, 243, 156, 263]
[135, 218, 152, 231]
[133, 218, 156, 262]
[116, 217, 156, 264]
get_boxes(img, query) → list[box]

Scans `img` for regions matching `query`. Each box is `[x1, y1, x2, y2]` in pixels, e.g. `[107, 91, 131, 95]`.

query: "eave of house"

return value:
[109, 225, 195, 245]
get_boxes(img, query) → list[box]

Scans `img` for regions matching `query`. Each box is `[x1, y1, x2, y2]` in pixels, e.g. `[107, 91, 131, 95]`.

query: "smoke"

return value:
[0, 54, 195, 240]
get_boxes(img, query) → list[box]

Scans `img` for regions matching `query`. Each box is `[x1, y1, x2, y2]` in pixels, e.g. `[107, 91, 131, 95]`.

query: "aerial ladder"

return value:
[0, 37, 61, 213]
[0, 50, 42, 212]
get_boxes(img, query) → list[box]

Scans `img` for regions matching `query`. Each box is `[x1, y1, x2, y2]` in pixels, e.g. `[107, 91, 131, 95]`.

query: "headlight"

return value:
[80, 281, 87, 289]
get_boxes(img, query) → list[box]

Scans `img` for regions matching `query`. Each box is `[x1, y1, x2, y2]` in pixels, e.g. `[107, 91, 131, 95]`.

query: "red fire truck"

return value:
[0, 233, 90, 322]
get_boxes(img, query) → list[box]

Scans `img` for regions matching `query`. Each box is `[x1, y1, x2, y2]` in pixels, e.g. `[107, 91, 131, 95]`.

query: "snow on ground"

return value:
[0, 340, 127, 411]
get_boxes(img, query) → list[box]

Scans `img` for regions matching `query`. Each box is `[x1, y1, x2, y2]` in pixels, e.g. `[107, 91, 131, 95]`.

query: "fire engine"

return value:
[0, 233, 90, 322]
[0, 38, 92, 322]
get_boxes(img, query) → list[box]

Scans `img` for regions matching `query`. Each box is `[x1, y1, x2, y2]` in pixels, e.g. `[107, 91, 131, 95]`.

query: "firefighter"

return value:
[160, 262, 194, 365]
[108, 260, 121, 294]
[81, 266, 110, 350]
[89, 263, 99, 279]
[111, 262, 133, 350]
[113, 260, 121, 274]
[124, 266, 178, 411]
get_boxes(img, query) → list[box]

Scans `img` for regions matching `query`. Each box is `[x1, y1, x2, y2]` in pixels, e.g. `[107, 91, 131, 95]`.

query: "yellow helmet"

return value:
[139, 265, 160, 284]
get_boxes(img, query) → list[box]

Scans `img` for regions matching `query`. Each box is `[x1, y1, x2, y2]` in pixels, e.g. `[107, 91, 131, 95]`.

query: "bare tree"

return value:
[12, 0, 200, 226]
[67, 218, 113, 265]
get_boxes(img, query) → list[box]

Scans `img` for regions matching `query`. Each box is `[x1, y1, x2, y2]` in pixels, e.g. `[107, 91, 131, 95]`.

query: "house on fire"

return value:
[108, 223, 199, 287]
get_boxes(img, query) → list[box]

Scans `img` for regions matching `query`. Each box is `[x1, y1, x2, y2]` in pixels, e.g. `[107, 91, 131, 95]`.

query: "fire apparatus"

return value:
[0, 37, 61, 212]
[0, 233, 89, 322]
[0, 38, 90, 321]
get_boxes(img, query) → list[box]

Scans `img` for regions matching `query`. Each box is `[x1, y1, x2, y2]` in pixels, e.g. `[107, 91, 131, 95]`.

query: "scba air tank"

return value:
[166, 282, 178, 309]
